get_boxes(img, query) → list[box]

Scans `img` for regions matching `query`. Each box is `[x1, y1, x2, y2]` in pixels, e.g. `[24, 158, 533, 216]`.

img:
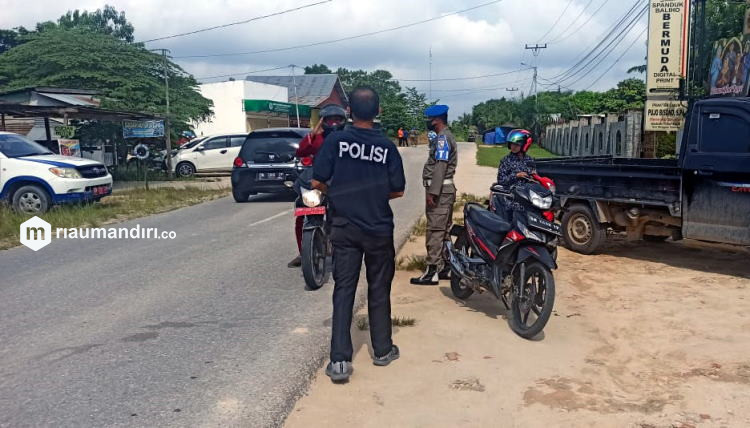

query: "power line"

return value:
[549, 0, 612, 44]
[196, 65, 291, 81]
[536, 0, 575, 43]
[139, 0, 332, 43]
[173, 0, 504, 59]
[583, 27, 647, 90]
[396, 67, 531, 82]
[557, 3, 647, 86]
[547, 0, 644, 81]
[547, 0, 595, 43]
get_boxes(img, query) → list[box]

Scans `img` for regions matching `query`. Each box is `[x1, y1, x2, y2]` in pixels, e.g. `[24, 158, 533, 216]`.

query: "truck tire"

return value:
[12, 185, 51, 215]
[561, 204, 606, 254]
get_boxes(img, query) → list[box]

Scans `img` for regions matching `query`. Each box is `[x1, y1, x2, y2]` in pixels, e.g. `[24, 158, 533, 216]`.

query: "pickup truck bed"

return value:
[535, 156, 682, 209]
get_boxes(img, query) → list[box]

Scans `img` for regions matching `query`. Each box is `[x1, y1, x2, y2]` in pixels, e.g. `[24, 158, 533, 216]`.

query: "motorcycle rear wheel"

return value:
[302, 227, 329, 290]
[509, 261, 555, 339]
[450, 230, 474, 300]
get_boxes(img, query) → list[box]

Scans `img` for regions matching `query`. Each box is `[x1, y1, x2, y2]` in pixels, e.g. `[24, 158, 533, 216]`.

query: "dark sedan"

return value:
[231, 127, 311, 202]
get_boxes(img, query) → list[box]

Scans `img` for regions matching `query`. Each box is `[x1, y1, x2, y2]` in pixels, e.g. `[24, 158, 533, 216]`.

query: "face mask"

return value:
[425, 120, 437, 132]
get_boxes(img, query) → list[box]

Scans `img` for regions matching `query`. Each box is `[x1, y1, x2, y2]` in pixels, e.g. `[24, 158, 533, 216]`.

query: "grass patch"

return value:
[111, 167, 197, 182]
[397, 255, 427, 272]
[412, 216, 428, 237]
[0, 186, 229, 250]
[454, 193, 488, 212]
[356, 315, 417, 330]
[476, 144, 556, 168]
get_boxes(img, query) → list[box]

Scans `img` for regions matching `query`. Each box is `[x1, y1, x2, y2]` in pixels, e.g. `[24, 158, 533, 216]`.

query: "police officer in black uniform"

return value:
[312, 86, 406, 382]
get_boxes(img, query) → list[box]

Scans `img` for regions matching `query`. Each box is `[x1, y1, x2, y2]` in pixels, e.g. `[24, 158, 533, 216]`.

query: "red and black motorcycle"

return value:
[444, 175, 561, 339]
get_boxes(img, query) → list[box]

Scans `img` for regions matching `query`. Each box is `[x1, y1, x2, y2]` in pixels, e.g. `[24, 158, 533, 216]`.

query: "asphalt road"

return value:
[0, 146, 428, 428]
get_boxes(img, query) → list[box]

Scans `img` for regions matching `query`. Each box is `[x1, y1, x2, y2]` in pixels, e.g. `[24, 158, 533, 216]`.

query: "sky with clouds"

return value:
[0, 0, 649, 116]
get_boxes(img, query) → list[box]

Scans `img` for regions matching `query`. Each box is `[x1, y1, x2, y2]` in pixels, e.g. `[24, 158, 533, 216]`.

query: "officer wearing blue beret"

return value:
[411, 105, 458, 285]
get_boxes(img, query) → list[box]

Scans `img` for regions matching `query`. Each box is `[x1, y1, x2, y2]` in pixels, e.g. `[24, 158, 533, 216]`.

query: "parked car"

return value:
[536, 97, 750, 254]
[170, 134, 247, 177]
[0, 132, 112, 214]
[231, 127, 311, 202]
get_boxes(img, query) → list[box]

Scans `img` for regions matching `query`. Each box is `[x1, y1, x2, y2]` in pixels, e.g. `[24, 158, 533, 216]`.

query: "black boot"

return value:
[410, 265, 439, 286]
[438, 264, 451, 280]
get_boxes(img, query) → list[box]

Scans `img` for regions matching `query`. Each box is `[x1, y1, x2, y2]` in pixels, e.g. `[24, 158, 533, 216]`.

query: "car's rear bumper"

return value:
[231, 166, 299, 194]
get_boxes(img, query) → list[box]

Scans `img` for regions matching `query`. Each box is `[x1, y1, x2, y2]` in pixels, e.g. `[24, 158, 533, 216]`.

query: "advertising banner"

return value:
[646, 0, 690, 95]
[58, 139, 81, 157]
[708, 35, 750, 97]
[645, 100, 688, 132]
[122, 120, 165, 139]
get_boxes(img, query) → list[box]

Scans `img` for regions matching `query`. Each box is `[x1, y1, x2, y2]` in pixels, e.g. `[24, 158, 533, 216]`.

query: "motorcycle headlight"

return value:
[529, 190, 553, 210]
[302, 188, 323, 207]
[49, 167, 82, 179]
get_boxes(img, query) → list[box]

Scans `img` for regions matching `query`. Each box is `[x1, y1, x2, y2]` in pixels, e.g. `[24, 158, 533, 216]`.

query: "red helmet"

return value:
[507, 129, 533, 153]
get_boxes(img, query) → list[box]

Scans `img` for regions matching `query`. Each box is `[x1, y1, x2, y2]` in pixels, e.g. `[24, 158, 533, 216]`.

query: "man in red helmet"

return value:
[288, 104, 347, 268]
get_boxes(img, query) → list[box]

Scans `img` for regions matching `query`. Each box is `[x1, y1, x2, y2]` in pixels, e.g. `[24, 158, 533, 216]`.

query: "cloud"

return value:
[0, 0, 649, 115]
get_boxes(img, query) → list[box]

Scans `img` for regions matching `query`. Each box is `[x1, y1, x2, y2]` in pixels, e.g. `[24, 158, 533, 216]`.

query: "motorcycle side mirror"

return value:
[490, 183, 506, 193]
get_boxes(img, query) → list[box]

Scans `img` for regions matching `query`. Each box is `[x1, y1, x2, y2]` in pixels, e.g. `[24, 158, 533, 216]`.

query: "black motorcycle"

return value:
[294, 166, 331, 290]
[444, 178, 561, 339]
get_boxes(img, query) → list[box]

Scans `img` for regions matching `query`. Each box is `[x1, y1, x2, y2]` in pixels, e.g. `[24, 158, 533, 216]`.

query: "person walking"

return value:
[410, 104, 458, 286]
[397, 127, 405, 147]
[312, 86, 406, 382]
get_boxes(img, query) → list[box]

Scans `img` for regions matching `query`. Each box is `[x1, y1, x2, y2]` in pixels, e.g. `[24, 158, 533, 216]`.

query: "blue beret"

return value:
[424, 104, 449, 117]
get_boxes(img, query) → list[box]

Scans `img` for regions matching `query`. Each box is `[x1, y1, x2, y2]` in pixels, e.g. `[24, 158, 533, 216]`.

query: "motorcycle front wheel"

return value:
[509, 261, 555, 339]
[301, 227, 330, 290]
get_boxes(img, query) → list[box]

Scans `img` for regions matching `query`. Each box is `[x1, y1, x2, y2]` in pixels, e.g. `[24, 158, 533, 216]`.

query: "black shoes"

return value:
[287, 256, 302, 268]
[410, 265, 439, 285]
[325, 361, 353, 382]
[438, 264, 451, 280]
[373, 345, 400, 366]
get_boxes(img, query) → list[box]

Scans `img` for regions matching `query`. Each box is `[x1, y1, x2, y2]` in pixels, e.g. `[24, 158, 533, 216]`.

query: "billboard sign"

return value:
[645, 100, 688, 132]
[646, 0, 690, 95]
[122, 120, 165, 139]
[58, 139, 81, 157]
[708, 35, 750, 97]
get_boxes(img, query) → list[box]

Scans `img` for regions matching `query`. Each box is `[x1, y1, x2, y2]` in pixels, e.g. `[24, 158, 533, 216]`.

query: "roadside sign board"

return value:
[58, 139, 81, 157]
[646, 0, 690, 95]
[645, 100, 688, 132]
[123, 120, 165, 139]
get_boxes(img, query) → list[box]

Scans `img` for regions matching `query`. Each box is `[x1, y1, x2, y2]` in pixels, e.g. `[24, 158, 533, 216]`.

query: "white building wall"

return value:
[193, 81, 288, 136]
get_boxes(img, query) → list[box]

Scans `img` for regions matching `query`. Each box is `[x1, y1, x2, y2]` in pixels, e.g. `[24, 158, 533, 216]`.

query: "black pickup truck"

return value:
[536, 97, 750, 254]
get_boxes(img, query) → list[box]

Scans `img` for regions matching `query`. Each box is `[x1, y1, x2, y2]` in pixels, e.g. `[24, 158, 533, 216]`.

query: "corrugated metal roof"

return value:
[245, 74, 345, 107]
[38, 92, 99, 107]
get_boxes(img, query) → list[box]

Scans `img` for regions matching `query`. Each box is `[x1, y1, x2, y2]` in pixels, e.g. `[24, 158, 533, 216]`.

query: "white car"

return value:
[171, 134, 247, 177]
[0, 132, 113, 214]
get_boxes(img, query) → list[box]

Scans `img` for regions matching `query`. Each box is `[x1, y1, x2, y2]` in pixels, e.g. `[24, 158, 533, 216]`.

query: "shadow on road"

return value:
[245, 192, 297, 203]
[596, 239, 750, 278]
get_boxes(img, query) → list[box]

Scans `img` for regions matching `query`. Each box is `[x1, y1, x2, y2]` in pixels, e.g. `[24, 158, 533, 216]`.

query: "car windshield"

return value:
[181, 137, 206, 150]
[0, 134, 53, 157]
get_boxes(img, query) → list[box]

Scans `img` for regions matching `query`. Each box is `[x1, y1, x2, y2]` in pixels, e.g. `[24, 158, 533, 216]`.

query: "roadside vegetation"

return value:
[476, 144, 555, 168]
[0, 186, 229, 250]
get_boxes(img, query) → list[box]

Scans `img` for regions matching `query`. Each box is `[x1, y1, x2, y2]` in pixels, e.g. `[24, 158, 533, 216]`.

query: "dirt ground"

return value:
[284, 144, 750, 428]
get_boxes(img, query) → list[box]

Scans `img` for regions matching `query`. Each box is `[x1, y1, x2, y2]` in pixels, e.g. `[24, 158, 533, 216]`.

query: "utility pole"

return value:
[429, 46, 433, 100]
[523, 43, 547, 135]
[150, 48, 174, 178]
[290, 65, 301, 128]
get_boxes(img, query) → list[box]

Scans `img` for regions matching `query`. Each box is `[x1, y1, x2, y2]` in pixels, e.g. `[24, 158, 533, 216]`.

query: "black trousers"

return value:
[330, 222, 395, 362]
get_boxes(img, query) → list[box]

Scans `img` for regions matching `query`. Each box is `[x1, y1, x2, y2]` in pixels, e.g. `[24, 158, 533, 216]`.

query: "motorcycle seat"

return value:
[467, 204, 511, 234]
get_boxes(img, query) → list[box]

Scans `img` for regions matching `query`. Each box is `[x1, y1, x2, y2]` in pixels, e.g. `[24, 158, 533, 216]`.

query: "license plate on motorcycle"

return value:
[528, 213, 562, 236]
[295, 207, 326, 216]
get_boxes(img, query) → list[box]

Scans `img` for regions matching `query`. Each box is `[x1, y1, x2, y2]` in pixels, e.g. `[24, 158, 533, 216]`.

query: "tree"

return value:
[0, 5, 134, 54]
[304, 64, 332, 74]
[0, 29, 212, 135]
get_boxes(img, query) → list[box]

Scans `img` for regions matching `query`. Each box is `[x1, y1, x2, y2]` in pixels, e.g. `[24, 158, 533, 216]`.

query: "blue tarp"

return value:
[483, 127, 510, 145]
